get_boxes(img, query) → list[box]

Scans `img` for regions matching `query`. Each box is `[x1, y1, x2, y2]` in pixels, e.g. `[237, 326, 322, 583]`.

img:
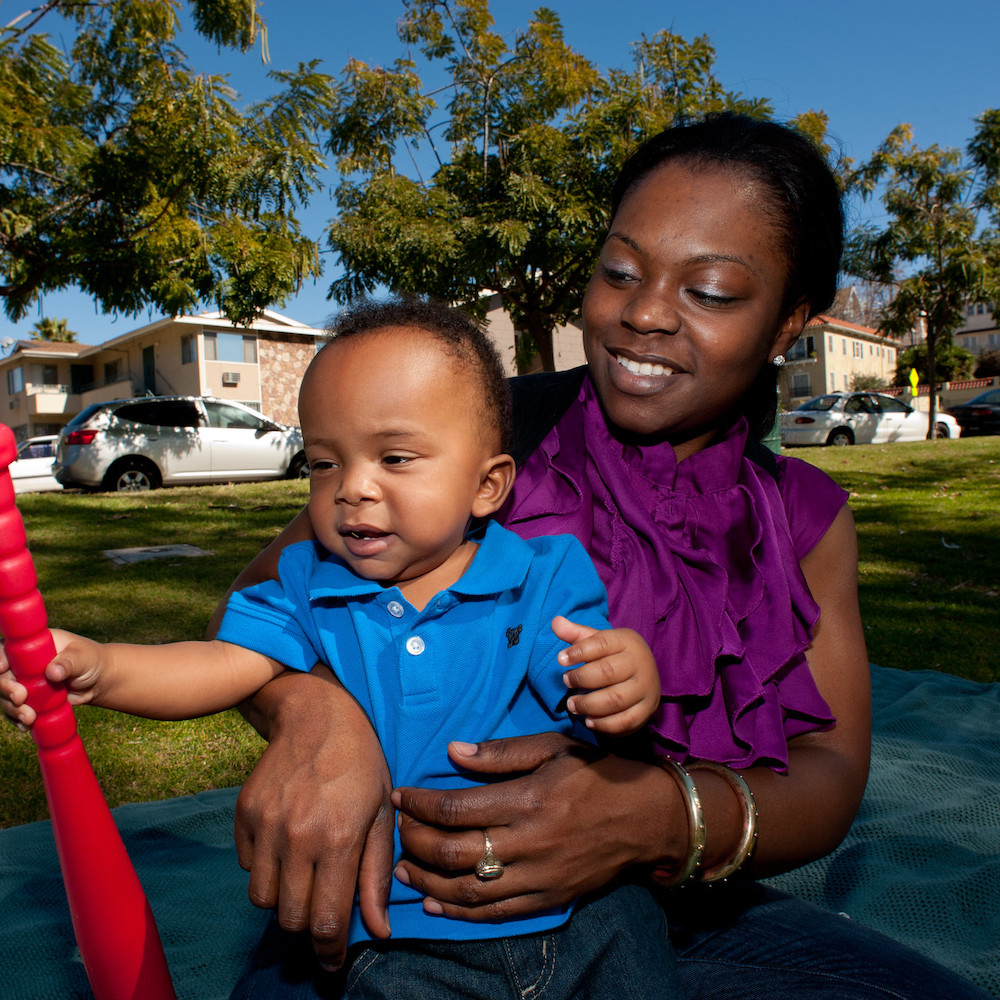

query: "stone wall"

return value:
[257, 334, 317, 425]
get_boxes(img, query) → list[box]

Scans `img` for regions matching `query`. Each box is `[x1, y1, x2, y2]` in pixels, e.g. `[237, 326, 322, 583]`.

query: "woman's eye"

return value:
[689, 289, 736, 306]
[601, 263, 638, 285]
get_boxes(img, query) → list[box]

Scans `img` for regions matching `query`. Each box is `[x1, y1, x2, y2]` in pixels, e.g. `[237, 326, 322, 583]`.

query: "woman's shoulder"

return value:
[509, 367, 587, 466]
[774, 453, 850, 559]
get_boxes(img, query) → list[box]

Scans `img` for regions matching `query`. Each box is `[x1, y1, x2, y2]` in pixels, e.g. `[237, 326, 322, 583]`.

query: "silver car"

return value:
[54, 396, 307, 491]
[780, 392, 961, 447]
[9, 435, 63, 493]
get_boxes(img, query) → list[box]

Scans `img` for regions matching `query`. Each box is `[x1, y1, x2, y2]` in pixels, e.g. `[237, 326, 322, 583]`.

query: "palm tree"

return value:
[31, 317, 78, 342]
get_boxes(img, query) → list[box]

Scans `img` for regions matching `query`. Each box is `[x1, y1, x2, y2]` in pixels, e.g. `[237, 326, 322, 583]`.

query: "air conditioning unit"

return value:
[222, 371, 241, 386]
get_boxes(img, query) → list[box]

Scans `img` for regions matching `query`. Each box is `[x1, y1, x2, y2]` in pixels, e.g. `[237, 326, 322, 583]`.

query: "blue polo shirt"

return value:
[218, 519, 609, 944]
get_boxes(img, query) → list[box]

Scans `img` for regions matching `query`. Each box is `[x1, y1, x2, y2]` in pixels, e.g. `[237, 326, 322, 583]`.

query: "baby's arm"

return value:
[553, 616, 661, 736]
[43, 629, 286, 720]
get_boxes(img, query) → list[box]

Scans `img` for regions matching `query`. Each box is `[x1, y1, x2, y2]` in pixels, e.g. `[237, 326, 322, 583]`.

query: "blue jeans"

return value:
[230, 883, 678, 999]
[232, 881, 994, 1000]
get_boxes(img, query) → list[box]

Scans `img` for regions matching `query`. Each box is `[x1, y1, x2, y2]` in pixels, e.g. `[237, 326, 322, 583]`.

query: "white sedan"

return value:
[9, 435, 63, 493]
[780, 393, 961, 447]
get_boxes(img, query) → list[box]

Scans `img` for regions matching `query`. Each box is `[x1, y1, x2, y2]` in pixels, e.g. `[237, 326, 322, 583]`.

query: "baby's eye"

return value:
[308, 459, 337, 472]
[383, 454, 412, 466]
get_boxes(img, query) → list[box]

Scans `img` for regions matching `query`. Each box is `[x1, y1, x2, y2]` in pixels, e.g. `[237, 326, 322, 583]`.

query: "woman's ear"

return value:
[472, 453, 517, 519]
[772, 298, 811, 361]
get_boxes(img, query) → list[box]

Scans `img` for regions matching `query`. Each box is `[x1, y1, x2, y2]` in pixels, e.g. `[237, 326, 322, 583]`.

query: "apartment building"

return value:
[954, 303, 999, 356]
[778, 313, 900, 409]
[1, 310, 325, 442]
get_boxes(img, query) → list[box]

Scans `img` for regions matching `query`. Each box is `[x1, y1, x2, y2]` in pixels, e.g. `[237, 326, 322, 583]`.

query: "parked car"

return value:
[54, 396, 308, 491]
[945, 388, 1000, 437]
[779, 392, 961, 447]
[9, 435, 63, 493]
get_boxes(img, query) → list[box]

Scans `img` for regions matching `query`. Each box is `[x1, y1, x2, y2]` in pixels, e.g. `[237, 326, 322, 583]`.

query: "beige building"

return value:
[954, 303, 999, 356]
[1, 310, 325, 442]
[778, 313, 900, 409]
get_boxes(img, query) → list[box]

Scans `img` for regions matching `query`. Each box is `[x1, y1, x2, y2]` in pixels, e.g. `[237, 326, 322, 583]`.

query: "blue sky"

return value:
[4, 0, 998, 346]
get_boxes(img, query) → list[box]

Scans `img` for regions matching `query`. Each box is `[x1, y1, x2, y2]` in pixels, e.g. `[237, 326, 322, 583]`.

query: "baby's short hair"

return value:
[324, 298, 513, 454]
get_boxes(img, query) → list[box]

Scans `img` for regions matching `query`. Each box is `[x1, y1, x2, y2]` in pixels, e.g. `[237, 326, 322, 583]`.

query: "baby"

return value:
[32, 299, 669, 998]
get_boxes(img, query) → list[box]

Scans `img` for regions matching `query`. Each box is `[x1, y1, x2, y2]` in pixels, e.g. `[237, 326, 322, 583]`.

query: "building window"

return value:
[35, 364, 58, 385]
[103, 360, 121, 383]
[6, 366, 24, 394]
[181, 335, 196, 364]
[828, 335, 834, 352]
[204, 332, 257, 364]
[843, 374, 849, 390]
[842, 339, 847, 355]
[968, 305, 976, 316]
[976, 303, 985, 314]
[830, 372, 837, 391]
[792, 373, 811, 396]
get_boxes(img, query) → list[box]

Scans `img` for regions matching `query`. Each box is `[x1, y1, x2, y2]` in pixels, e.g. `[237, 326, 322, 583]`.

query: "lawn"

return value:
[2, 436, 997, 828]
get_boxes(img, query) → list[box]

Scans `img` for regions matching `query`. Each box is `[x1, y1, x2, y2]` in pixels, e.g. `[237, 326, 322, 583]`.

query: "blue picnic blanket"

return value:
[1, 664, 998, 999]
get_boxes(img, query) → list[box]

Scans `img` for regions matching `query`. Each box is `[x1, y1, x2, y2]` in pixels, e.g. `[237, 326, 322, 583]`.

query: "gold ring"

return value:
[474, 830, 504, 880]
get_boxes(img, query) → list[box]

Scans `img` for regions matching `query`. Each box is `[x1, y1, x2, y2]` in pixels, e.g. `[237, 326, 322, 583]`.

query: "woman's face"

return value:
[582, 161, 809, 456]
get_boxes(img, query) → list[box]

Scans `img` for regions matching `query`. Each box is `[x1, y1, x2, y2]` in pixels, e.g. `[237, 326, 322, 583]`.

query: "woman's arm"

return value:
[389, 504, 871, 918]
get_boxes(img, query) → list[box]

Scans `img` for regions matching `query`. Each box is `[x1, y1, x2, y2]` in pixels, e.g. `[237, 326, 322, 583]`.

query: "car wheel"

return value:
[287, 452, 310, 479]
[102, 458, 162, 492]
[934, 422, 951, 439]
[826, 428, 854, 447]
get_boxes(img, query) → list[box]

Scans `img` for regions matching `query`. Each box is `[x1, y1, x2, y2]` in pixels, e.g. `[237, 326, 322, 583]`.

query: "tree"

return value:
[0, 0, 334, 327]
[324, 0, 813, 371]
[844, 111, 1000, 437]
[973, 349, 1000, 378]
[893, 342, 975, 387]
[31, 316, 76, 341]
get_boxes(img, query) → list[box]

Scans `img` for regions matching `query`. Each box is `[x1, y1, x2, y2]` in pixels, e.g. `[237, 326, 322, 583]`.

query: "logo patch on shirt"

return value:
[506, 624, 522, 648]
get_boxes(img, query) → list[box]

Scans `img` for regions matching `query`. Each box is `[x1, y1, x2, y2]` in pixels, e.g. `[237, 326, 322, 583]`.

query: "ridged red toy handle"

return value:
[0, 425, 175, 999]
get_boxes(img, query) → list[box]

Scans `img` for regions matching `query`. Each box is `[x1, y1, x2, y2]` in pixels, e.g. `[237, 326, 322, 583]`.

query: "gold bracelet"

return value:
[689, 762, 758, 883]
[650, 757, 706, 888]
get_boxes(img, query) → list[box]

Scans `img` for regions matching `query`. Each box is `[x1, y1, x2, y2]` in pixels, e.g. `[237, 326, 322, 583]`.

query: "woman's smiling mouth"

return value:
[615, 353, 676, 377]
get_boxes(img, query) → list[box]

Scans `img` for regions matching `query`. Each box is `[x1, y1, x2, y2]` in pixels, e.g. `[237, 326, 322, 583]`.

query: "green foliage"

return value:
[974, 349, 1000, 377]
[0, 0, 334, 326]
[324, 0, 812, 371]
[850, 372, 891, 391]
[894, 342, 976, 386]
[31, 316, 77, 341]
[844, 113, 1000, 430]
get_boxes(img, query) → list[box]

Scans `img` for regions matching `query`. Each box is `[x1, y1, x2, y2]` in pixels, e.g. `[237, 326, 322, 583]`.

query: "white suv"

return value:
[54, 396, 307, 491]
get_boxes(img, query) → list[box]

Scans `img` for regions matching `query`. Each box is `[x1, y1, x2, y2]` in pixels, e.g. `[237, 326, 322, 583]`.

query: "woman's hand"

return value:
[391, 733, 683, 921]
[233, 666, 395, 972]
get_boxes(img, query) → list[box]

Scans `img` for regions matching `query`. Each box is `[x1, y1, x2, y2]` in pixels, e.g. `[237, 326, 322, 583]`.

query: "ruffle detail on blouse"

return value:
[501, 377, 837, 771]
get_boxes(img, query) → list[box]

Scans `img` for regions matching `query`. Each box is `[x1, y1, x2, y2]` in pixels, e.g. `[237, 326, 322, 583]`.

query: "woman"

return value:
[4, 113, 989, 999]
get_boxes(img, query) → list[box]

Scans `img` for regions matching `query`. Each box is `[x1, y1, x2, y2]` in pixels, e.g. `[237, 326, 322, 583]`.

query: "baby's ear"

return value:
[472, 453, 516, 518]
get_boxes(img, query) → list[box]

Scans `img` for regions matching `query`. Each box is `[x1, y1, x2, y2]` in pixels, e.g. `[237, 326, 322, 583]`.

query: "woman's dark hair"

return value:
[323, 298, 513, 453]
[611, 113, 845, 438]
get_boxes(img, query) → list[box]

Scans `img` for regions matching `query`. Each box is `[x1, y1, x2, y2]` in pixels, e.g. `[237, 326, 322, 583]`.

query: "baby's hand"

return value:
[0, 629, 104, 729]
[553, 615, 661, 736]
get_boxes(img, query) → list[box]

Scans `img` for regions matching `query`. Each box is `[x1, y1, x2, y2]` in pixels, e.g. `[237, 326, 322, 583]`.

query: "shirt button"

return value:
[387, 601, 404, 618]
[405, 635, 425, 655]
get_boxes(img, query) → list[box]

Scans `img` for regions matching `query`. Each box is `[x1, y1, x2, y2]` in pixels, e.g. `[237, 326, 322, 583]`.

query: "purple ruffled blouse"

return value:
[499, 375, 846, 770]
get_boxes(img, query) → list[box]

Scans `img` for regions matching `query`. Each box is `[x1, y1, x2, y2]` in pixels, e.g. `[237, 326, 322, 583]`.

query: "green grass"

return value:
[2, 439, 998, 828]
[793, 435, 999, 684]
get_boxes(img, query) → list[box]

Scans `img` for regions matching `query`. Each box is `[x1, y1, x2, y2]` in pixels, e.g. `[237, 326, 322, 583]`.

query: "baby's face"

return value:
[299, 327, 499, 594]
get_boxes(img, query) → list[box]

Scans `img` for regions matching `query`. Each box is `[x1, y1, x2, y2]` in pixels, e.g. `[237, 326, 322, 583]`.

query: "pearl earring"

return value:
[772, 355, 786, 368]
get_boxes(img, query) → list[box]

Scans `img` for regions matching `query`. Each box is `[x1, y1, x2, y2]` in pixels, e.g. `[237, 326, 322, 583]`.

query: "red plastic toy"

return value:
[0, 424, 175, 999]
